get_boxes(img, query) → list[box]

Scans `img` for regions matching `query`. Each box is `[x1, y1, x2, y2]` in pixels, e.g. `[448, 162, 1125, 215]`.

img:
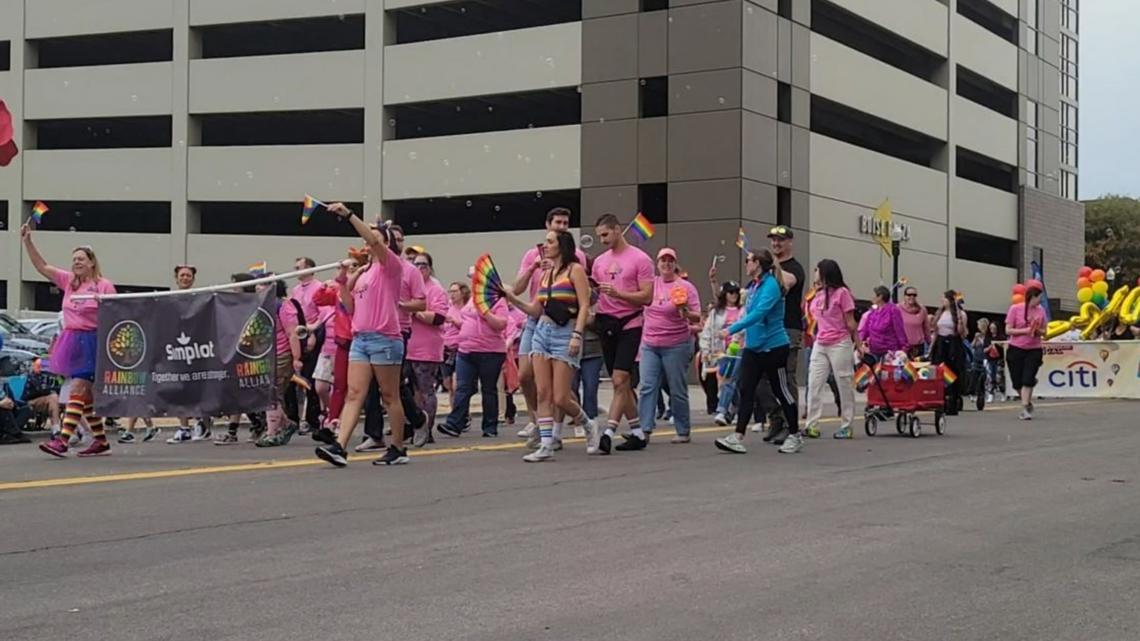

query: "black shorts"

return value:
[601, 327, 642, 375]
[1006, 346, 1043, 390]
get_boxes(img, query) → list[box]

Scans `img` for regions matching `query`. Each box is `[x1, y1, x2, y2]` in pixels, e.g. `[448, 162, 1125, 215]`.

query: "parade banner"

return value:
[1014, 341, 1140, 399]
[95, 289, 277, 416]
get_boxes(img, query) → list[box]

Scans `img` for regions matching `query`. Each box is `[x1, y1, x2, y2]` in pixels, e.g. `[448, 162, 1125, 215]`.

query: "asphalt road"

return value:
[2, 398, 1139, 641]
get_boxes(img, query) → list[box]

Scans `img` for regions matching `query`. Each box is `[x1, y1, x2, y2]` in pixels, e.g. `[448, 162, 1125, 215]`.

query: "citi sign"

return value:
[1047, 360, 1099, 389]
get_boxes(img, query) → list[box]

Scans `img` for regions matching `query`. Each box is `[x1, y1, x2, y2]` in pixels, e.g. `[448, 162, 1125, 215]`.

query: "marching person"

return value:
[859, 286, 908, 361]
[511, 208, 587, 441]
[757, 226, 806, 443]
[314, 204, 411, 467]
[1004, 282, 1046, 420]
[591, 214, 654, 454]
[436, 272, 510, 439]
[899, 285, 931, 359]
[23, 226, 118, 458]
[290, 257, 325, 432]
[631, 248, 701, 447]
[502, 230, 598, 461]
[931, 289, 968, 415]
[407, 252, 449, 447]
[257, 278, 303, 447]
[714, 249, 802, 454]
[701, 281, 743, 426]
[803, 259, 861, 439]
[309, 249, 367, 446]
[441, 282, 469, 417]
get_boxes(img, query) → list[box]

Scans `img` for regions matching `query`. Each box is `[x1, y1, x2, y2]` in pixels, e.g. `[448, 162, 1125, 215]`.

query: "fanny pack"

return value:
[594, 311, 642, 338]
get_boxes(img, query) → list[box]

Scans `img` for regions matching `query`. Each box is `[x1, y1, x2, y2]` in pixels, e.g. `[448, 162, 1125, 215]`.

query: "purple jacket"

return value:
[859, 303, 909, 355]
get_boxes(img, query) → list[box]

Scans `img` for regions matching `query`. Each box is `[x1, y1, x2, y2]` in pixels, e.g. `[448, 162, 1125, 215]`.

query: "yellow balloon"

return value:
[1070, 302, 1102, 329]
[1077, 287, 1093, 303]
[1080, 301, 1113, 340]
[1121, 288, 1140, 325]
[1092, 280, 1110, 295]
[1105, 285, 1129, 317]
[1044, 320, 1072, 340]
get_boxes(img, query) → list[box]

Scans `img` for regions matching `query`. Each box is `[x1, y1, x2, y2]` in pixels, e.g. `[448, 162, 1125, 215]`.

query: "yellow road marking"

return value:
[0, 400, 1100, 492]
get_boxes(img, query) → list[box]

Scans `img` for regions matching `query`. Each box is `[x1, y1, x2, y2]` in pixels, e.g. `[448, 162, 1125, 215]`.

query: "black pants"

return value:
[0, 406, 31, 441]
[735, 346, 798, 436]
[364, 332, 425, 441]
[700, 371, 719, 414]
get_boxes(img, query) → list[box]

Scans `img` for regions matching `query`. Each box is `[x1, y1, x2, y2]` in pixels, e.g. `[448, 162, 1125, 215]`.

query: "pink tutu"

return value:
[48, 329, 98, 381]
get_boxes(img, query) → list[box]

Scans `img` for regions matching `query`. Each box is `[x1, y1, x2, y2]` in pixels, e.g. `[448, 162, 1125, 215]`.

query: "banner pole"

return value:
[72, 262, 343, 301]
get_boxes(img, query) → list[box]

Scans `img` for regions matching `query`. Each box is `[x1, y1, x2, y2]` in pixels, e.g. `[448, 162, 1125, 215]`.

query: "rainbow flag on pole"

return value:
[854, 364, 874, 392]
[31, 201, 49, 224]
[301, 194, 325, 224]
[627, 212, 655, 242]
[940, 365, 957, 387]
[248, 261, 268, 276]
[736, 227, 749, 253]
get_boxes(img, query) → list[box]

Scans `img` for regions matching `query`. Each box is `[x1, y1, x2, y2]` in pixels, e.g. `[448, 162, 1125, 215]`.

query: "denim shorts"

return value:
[349, 332, 405, 366]
[518, 316, 538, 355]
[531, 318, 581, 369]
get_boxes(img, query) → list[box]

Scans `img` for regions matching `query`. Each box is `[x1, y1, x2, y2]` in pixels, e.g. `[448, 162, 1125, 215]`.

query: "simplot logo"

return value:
[165, 332, 216, 366]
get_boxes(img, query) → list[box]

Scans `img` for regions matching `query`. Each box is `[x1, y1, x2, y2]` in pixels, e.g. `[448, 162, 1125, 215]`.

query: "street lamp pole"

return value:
[890, 225, 903, 302]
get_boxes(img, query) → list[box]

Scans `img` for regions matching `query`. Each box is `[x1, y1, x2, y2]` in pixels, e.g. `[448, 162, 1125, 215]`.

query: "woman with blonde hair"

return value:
[22, 226, 117, 458]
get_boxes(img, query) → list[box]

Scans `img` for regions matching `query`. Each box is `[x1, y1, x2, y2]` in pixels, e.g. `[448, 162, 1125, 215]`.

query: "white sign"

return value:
[1006, 341, 1140, 399]
[859, 215, 911, 242]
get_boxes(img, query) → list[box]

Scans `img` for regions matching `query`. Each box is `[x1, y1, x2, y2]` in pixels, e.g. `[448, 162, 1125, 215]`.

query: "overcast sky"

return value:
[1079, 0, 1139, 199]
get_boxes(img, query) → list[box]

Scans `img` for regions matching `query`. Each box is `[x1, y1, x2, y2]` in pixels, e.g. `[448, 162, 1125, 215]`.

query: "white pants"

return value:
[806, 339, 855, 429]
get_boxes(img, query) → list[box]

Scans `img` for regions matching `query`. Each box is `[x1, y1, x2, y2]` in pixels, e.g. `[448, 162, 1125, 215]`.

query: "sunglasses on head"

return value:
[769, 226, 788, 236]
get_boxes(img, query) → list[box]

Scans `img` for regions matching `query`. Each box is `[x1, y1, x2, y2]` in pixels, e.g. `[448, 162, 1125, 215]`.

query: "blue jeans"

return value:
[716, 373, 737, 415]
[445, 351, 505, 435]
[572, 356, 603, 419]
[637, 342, 694, 436]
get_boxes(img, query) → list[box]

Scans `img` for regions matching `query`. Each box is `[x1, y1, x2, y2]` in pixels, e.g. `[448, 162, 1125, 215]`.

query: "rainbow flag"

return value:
[736, 227, 748, 252]
[248, 261, 268, 276]
[941, 365, 957, 387]
[627, 212, 655, 242]
[900, 361, 917, 384]
[471, 253, 505, 315]
[854, 364, 874, 392]
[301, 194, 325, 225]
[31, 201, 49, 224]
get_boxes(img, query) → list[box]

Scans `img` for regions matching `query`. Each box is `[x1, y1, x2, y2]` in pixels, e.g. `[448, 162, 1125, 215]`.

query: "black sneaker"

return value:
[373, 445, 409, 466]
[599, 432, 612, 455]
[615, 434, 647, 451]
[311, 427, 337, 445]
[315, 443, 348, 467]
[437, 423, 462, 438]
[763, 424, 788, 444]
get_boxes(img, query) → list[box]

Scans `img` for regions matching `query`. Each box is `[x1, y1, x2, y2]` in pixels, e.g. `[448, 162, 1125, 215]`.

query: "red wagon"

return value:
[863, 363, 948, 438]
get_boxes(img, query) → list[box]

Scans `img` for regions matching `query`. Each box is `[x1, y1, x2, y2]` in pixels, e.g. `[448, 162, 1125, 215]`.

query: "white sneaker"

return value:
[714, 413, 728, 426]
[525, 427, 542, 450]
[585, 419, 601, 455]
[1018, 408, 1032, 420]
[714, 432, 746, 454]
[191, 420, 211, 441]
[354, 437, 385, 452]
[778, 433, 804, 454]
[749, 422, 765, 433]
[517, 422, 536, 438]
[166, 428, 192, 444]
[573, 425, 586, 438]
[523, 444, 555, 462]
[986, 393, 994, 404]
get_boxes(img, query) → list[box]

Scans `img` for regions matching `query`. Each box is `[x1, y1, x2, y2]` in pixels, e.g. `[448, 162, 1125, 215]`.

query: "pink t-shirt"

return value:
[900, 304, 928, 347]
[398, 260, 427, 333]
[276, 300, 299, 355]
[506, 306, 528, 344]
[592, 245, 655, 328]
[52, 268, 116, 332]
[291, 279, 321, 327]
[810, 286, 856, 346]
[458, 299, 508, 354]
[350, 250, 404, 339]
[1006, 302, 1047, 350]
[642, 277, 701, 348]
[443, 302, 463, 349]
[518, 246, 589, 298]
[407, 277, 449, 362]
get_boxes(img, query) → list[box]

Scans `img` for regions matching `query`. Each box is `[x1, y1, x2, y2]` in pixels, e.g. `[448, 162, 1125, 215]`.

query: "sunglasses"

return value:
[414, 262, 430, 268]
[768, 226, 789, 237]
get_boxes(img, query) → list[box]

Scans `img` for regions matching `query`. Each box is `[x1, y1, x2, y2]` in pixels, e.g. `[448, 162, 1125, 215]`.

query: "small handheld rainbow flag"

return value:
[31, 201, 49, 224]
[471, 253, 506, 315]
[854, 364, 874, 392]
[248, 261, 268, 276]
[899, 361, 917, 384]
[940, 365, 957, 387]
[736, 227, 749, 253]
[626, 212, 655, 242]
[301, 194, 325, 225]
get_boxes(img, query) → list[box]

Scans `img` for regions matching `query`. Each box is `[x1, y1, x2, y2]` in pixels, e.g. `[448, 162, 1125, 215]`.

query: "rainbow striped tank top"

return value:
[536, 270, 578, 311]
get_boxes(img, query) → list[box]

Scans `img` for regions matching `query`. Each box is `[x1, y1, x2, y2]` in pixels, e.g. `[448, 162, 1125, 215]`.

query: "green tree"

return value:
[1085, 195, 1140, 287]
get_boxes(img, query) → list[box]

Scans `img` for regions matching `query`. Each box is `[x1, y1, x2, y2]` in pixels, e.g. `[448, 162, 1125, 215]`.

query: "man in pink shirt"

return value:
[289, 257, 325, 432]
[511, 207, 586, 440]
[591, 213, 654, 454]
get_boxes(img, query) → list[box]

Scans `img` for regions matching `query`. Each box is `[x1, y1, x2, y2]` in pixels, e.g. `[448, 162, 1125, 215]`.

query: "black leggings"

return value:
[735, 346, 798, 436]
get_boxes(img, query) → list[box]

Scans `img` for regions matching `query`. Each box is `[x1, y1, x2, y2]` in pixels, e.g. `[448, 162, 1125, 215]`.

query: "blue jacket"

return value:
[728, 273, 789, 352]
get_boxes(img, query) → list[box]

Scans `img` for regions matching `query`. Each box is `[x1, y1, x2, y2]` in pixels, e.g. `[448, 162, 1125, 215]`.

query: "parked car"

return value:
[21, 317, 62, 340]
[0, 325, 50, 356]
